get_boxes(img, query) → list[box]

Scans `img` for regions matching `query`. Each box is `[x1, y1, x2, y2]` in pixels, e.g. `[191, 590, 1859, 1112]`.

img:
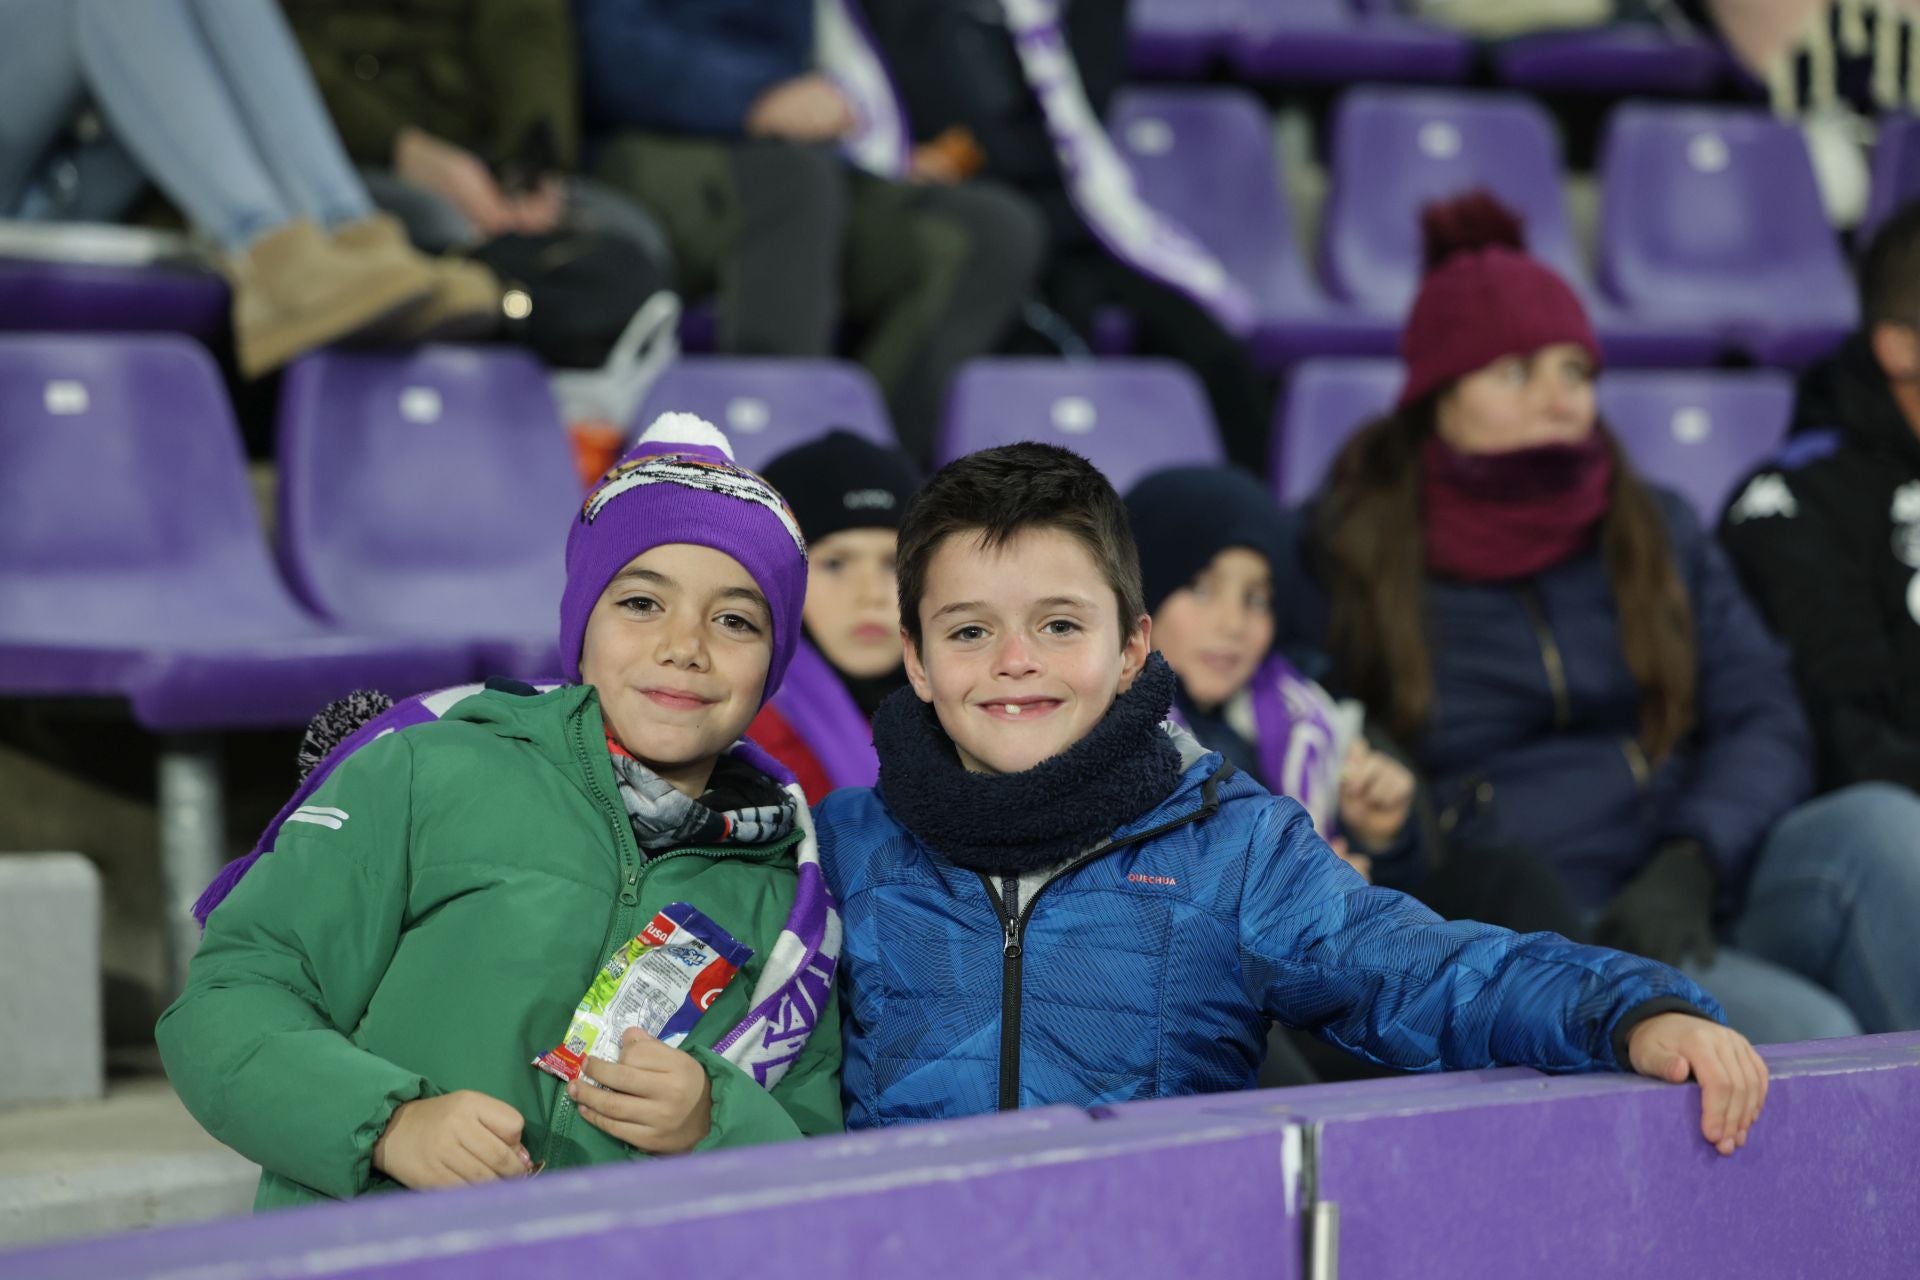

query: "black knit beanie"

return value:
[1123, 466, 1287, 615]
[760, 429, 924, 545]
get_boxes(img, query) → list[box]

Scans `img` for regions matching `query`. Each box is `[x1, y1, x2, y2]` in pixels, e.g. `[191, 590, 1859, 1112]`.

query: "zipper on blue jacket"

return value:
[978, 764, 1230, 1112]
[1519, 587, 1572, 730]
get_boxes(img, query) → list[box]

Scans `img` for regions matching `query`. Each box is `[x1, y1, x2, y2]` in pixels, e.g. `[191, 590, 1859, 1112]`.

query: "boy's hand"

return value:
[371, 1090, 532, 1189]
[568, 1027, 714, 1155]
[1627, 1013, 1768, 1157]
[1338, 743, 1414, 851]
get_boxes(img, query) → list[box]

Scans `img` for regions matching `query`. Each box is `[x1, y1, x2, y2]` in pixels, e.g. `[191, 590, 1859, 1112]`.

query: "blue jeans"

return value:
[1729, 782, 1920, 1036]
[60, 0, 371, 249]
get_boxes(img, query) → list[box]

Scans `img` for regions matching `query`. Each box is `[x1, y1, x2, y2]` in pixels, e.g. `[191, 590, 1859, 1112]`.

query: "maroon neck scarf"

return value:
[1421, 432, 1614, 583]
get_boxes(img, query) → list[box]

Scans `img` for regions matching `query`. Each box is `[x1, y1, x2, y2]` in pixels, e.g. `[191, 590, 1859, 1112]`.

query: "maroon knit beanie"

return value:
[1396, 191, 1600, 409]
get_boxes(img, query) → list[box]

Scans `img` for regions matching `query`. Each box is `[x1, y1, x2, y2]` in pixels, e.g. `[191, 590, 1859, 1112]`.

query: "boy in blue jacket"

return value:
[816, 443, 1768, 1155]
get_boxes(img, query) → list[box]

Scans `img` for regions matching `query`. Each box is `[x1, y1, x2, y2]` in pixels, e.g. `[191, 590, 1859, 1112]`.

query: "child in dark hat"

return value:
[1124, 465, 1428, 889]
[751, 429, 925, 801]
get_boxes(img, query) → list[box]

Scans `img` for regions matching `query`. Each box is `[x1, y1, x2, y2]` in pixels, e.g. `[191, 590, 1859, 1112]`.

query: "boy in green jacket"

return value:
[157, 414, 841, 1209]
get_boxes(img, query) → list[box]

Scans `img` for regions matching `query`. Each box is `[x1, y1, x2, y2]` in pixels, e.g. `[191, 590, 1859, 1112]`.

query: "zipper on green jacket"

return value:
[538, 698, 802, 1166]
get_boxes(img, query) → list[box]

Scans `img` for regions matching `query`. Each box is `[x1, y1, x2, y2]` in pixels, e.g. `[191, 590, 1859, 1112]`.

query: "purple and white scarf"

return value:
[1169, 655, 1347, 836]
[813, 0, 1254, 335]
[193, 683, 840, 1094]
[767, 639, 881, 792]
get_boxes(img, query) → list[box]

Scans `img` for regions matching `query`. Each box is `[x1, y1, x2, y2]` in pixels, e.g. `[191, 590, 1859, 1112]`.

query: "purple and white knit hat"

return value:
[559, 413, 809, 702]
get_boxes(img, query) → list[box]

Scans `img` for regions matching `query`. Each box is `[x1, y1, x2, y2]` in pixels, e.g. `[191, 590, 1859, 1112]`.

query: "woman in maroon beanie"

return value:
[1275, 191, 1920, 1045]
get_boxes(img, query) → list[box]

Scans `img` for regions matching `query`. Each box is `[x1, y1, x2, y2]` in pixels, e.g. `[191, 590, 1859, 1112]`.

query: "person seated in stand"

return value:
[817, 440, 1768, 1158]
[750, 430, 925, 802]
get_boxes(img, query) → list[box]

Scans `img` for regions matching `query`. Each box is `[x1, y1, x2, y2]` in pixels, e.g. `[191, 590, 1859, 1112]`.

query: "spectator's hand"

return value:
[1627, 1012, 1768, 1157]
[393, 126, 518, 237]
[567, 1026, 713, 1154]
[1338, 742, 1414, 852]
[371, 1090, 532, 1189]
[745, 74, 856, 142]
[1593, 842, 1718, 968]
[1327, 835, 1373, 884]
[509, 176, 567, 236]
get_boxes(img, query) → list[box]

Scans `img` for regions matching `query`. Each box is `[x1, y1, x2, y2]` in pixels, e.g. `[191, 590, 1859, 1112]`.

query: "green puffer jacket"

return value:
[156, 684, 841, 1211]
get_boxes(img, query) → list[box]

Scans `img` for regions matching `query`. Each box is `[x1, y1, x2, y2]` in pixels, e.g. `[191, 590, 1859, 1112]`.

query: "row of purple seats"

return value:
[0, 334, 481, 998]
[1273, 356, 1794, 520]
[8, 1033, 1914, 1276]
[1129, 0, 1730, 96]
[0, 256, 228, 345]
[1112, 85, 1857, 370]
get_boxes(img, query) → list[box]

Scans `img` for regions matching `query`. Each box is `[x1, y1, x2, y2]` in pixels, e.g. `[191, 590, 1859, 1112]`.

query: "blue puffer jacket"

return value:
[818, 738, 1721, 1128]
[1275, 489, 1814, 910]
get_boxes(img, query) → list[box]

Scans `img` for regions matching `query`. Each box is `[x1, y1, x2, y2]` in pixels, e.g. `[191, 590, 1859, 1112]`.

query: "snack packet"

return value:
[534, 902, 753, 1083]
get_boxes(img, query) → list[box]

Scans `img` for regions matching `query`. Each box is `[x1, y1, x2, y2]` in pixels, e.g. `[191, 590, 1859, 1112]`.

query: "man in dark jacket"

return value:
[570, 0, 1045, 460]
[1719, 202, 1920, 796]
[860, 0, 1276, 473]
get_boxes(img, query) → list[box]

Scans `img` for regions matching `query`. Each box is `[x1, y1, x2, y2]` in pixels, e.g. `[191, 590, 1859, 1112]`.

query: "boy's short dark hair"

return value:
[1860, 200, 1920, 328]
[896, 443, 1145, 648]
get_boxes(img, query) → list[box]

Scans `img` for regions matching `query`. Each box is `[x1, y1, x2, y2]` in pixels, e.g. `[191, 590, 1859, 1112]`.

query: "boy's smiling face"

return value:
[580, 543, 773, 796]
[904, 526, 1149, 775]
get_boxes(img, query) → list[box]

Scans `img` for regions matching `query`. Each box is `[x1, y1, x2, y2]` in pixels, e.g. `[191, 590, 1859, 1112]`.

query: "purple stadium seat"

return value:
[0, 258, 229, 344]
[1862, 112, 1920, 243]
[1110, 86, 1396, 367]
[1597, 367, 1794, 520]
[0, 334, 475, 996]
[1128, 0, 1239, 78]
[1271, 357, 1401, 505]
[1271, 359, 1792, 518]
[1231, 0, 1474, 87]
[938, 358, 1223, 493]
[276, 347, 581, 678]
[634, 357, 896, 473]
[1599, 104, 1857, 368]
[1492, 26, 1728, 97]
[1321, 87, 1725, 367]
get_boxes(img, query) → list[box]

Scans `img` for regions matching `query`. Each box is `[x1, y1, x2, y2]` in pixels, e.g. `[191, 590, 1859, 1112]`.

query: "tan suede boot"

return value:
[330, 215, 504, 344]
[225, 218, 434, 378]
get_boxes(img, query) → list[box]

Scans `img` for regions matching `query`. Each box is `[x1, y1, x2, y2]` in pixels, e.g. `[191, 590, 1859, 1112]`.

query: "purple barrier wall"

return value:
[0, 1105, 1301, 1280]
[1102, 1033, 1920, 1280]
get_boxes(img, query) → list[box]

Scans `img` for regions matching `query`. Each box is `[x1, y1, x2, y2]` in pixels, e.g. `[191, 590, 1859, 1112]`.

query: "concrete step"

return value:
[0, 1077, 258, 1249]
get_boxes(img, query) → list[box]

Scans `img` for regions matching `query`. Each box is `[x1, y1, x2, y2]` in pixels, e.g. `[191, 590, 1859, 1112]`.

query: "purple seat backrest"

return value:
[1863, 112, 1920, 242]
[275, 346, 576, 637]
[1599, 104, 1854, 321]
[1273, 358, 1401, 506]
[634, 358, 896, 474]
[0, 333, 305, 646]
[1324, 86, 1581, 315]
[1598, 368, 1794, 521]
[938, 358, 1224, 494]
[1109, 85, 1317, 313]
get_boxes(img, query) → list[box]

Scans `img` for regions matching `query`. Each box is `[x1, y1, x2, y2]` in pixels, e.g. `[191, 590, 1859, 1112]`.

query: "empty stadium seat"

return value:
[276, 346, 582, 677]
[1270, 358, 1794, 519]
[1272, 357, 1401, 505]
[0, 334, 475, 996]
[0, 224, 229, 345]
[1230, 0, 1473, 86]
[634, 357, 896, 473]
[1110, 86, 1396, 366]
[1599, 104, 1857, 367]
[938, 358, 1223, 493]
[1321, 87, 1724, 366]
[1491, 26, 1728, 97]
[1596, 368, 1794, 520]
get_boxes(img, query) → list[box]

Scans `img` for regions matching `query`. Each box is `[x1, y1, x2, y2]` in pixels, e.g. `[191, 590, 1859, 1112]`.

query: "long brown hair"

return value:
[1318, 404, 1696, 762]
